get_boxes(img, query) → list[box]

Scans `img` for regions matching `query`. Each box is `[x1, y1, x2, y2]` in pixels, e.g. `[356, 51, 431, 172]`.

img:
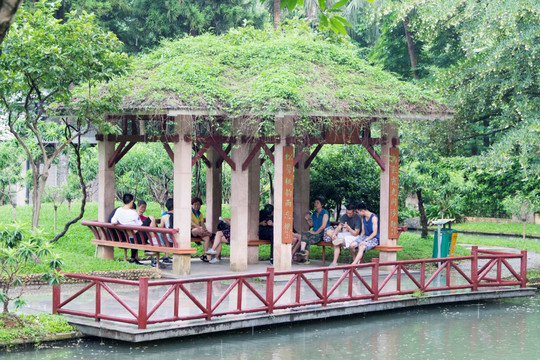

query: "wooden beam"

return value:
[108, 141, 136, 168]
[162, 143, 174, 162]
[217, 144, 232, 167]
[210, 141, 236, 171]
[261, 144, 275, 164]
[241, 140, 264, 171]
[363, 144, 385, 171]
[192, 143, 212, 167]
[304, 144, 323, 169]
[96, 134, 180, 143]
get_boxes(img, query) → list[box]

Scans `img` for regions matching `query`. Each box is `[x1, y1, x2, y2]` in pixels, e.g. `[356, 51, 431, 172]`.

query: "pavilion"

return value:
[92, 27, 452, 275]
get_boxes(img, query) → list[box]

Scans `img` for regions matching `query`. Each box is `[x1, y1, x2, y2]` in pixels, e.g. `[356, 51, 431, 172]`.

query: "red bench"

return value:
[82, 220, 197, 269]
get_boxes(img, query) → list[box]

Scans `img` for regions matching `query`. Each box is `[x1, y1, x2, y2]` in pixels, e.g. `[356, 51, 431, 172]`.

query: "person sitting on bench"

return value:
[191, 197, 213, 259]
[327, 203, 362, 267]
[110, 193, 152, 265]
[349, 202, 379, 265]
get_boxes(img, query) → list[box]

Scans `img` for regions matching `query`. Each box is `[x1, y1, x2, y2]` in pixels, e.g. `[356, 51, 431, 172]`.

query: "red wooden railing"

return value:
[53, 246, 527, 329]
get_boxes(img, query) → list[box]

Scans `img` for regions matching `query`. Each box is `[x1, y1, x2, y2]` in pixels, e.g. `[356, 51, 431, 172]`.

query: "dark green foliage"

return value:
[57, 0, 268, 53]
[310, 145, 380, 220]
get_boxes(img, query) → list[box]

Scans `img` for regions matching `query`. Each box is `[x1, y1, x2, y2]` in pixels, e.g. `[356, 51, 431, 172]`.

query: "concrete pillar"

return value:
[173, 115, 193, 275]
[294, 148, 311, 233]
[379, 121, 398, 263]
[205, 147, 222, 232]
[230, 140, 251, 272]
[273, 116, 294, 271]
[97, 138, 116, 259]
[247, 147, 261, 264]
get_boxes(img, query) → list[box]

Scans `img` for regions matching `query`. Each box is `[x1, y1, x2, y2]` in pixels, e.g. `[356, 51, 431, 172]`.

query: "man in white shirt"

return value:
[111, 193, 144, 264]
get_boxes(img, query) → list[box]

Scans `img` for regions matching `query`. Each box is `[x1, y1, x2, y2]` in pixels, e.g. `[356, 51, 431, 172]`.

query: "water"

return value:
[4, 294, 540, 360]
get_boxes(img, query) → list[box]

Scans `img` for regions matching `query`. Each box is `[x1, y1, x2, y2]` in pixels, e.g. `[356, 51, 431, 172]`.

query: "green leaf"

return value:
[318, 0, 326, 11]
[331, 0, 349, 10]
[334, 15, 353, 28]
[329, 17, 347, 35]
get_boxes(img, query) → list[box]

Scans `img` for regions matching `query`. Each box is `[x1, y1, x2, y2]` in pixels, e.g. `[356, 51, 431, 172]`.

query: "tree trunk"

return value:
[31, 170, 47, 229]
[403, 15, 419, 80]
[54, 205, 58, 233]
[523, 221, 526, 242]
[0, 0, 23, 47]
[273, 0, 280, 30]
[416, 189, 428, 238]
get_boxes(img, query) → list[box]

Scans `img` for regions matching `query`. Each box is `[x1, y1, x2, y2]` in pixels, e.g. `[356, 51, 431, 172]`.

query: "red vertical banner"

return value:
[282, 146, 294, 244]
[388, 147, 399, 238]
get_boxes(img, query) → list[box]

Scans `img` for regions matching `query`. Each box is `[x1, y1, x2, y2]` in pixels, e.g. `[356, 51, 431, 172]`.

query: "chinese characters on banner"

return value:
[282, 146, 294, 244]
[388, 147, 399, 238]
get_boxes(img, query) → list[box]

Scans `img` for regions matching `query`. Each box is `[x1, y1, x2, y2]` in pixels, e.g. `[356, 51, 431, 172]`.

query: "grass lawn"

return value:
[451, 222, 540, 236]
[0, 313, 74, 347]
[1, 202, 538, 274]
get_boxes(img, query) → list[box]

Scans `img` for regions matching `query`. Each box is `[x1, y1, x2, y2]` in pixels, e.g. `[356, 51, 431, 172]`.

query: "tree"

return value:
[0, 139, 23, 220]
[0, 1, 129, 228]
[264, 0, 368, 34]
[310, 145, 380, 221]
[0, 223, 62, 313]
[0, 0, 23, 46]
[399, 0, 539, 179]
[43, 185, 65, 233]
[503, 191, 539, 241]
[62, 0, 269, 53]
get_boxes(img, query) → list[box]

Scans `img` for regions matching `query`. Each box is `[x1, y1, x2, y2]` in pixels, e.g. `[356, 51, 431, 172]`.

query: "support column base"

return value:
[96, 245, 114, 260]
[248, 246, 260, 264]
[172, 254, 191, 275]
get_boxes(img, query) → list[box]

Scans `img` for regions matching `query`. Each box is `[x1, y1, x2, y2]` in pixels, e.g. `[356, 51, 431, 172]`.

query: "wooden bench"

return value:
[247, 226, 407, 264]
[82, 220, 197, 269]
[318, 225, 408, 264]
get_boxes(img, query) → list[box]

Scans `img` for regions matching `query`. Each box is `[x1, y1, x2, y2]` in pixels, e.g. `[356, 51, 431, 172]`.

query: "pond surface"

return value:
[5, 294, 540, 360]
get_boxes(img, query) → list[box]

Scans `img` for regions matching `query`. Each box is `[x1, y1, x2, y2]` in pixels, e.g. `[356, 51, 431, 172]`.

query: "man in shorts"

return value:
[327, 203, 362, 266]
[349, 202, 380, 265]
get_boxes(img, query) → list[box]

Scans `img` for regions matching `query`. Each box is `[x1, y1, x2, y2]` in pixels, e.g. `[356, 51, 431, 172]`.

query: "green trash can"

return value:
[432, 228, 458, 258]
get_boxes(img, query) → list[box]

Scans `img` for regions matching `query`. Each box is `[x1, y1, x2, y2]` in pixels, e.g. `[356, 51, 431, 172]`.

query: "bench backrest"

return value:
[82, 220, 180, 248]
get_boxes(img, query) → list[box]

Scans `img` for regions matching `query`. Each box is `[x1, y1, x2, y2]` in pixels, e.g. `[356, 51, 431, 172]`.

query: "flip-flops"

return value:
[200, 255, 209, 263]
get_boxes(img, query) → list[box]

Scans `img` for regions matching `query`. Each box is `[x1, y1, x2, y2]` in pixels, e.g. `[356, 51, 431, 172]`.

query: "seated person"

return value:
[206, 217, 231, 264]
[158, 198, 175, 264]
[349, 202, 380, 265]
[110, 193, 152, 265]
[137, 200, 156, 224]
[191, 197, 213, 259]
[327, 203, 362, 267]
[295, 196, 330, 265]
[260, 204, 301, 264]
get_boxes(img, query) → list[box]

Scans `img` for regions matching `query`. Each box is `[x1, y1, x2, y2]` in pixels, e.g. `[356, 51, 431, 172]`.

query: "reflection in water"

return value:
[5, 295, 540, 360]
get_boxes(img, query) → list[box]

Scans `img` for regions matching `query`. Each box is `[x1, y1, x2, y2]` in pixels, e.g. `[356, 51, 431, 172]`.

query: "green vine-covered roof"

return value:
[106, 24, 451, 119]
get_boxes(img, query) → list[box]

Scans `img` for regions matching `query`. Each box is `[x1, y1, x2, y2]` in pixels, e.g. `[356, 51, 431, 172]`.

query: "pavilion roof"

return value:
[101, 25, 452, 121]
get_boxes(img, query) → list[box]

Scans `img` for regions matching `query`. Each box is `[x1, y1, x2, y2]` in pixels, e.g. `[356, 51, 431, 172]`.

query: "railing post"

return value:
[206, 280, 213, 320]
[520, 250, 527, 288]
[138, 277, 148, 329]
[266, 267, 274, 314]
[52, 284, 60, 314]
[471, 246, 478, 291]
[95, 280, 101, 322]
[372, 258, 379, 301]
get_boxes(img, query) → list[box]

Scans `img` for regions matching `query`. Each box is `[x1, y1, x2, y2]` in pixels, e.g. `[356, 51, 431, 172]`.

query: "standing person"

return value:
[111, 193, 146, 265]
[295, 196, 330, 265]
[327, 203, 362, 267]
[191, 197, 213, 260]
[350, 202, 380, 265]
